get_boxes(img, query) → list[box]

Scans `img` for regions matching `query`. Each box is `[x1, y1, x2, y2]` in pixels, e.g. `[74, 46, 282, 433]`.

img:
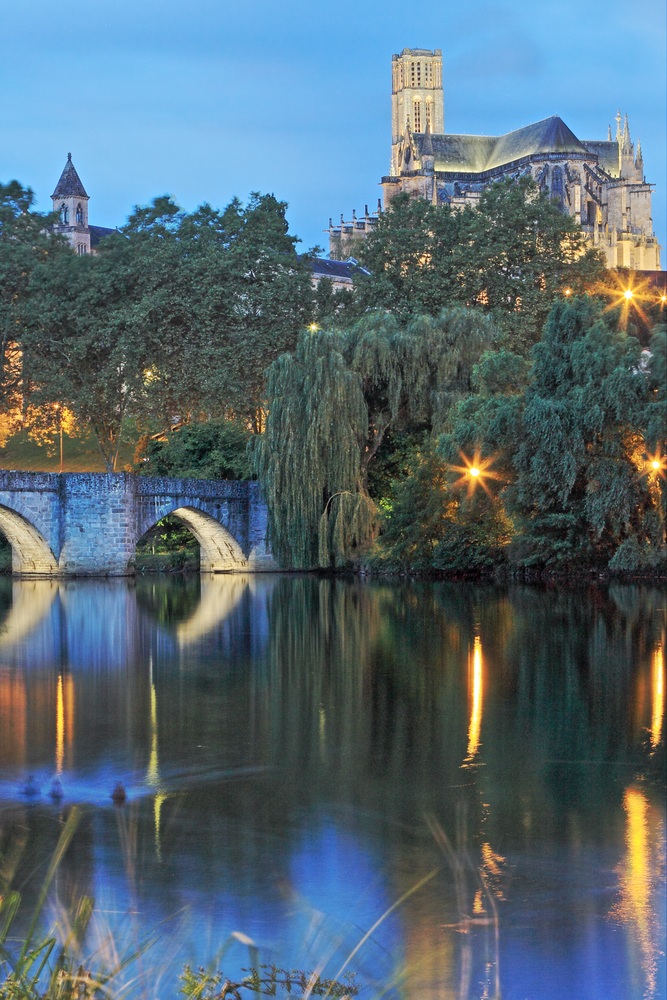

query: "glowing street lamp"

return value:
[642, 451, 666, 480]
[448, 449, 503, 497]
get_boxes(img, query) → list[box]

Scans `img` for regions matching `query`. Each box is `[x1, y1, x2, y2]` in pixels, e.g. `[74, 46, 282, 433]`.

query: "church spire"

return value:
[615, 110, 623, 143]
[51, 153, 88, 199]
[622, 113, 632, 153]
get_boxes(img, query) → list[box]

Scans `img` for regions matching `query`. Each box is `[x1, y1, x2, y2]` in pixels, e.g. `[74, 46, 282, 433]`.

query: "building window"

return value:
[76, 203, 83, 224]
[550, 167, 564, 209]
[413, 101, 421, 131]
[411, 62, 415, 86]
[416, 62, 421, 85]
[425, 101, 432, 130]
[77, 243, 87, 255]
[60, 203, 69, 225]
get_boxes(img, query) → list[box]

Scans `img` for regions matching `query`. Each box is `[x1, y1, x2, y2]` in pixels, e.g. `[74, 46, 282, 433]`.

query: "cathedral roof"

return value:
[411, 116, 591, 175]
[486, 116, 589, 168]
[581, 140, 619, 176]
[310, 257, 370, 280]
[51, 153, 89, 199]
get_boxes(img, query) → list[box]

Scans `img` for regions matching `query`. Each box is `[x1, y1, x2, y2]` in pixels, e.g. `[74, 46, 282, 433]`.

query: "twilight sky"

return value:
[2, 0, 665, 263]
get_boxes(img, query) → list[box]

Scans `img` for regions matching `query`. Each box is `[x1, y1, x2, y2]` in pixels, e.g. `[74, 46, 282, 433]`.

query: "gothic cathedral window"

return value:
[551, 167, 565, 209]
[60, 203, 69, 224]
[76, 203, 83, 224]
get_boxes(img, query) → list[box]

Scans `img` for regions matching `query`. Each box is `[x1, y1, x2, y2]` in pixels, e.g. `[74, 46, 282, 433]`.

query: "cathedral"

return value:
[328, 48, 661, 271]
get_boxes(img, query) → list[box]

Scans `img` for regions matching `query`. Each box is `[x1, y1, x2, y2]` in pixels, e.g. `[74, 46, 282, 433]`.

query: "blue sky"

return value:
[2, 0, 665, 263]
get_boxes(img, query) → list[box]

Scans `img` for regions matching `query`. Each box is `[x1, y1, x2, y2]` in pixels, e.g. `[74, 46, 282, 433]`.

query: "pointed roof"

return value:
[410, 116, 592, 176]
[51, 153, 88, 199]
[485, 116, 589, 170]
[421, 121, 435, 158]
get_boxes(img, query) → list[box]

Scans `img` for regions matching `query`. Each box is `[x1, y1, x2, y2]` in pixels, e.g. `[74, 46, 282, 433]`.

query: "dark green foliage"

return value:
[253, 327, 370, 569]
[373, 442, 512, 574]
[371, 444, 451, 571]
[0, 182, 69, 411]
[114, 192, 314, 432]
[312, 276, 356, 327]
[439, 297, 666, 574]
[254, 309, 496, 569]
[22, 246, 146, 471]
[136, 420, 253, 480]
[353, 178, 605, 344]
[135, 515, 200, 573]
[13, 189, 313, 467]
[510, 298, 665, 570]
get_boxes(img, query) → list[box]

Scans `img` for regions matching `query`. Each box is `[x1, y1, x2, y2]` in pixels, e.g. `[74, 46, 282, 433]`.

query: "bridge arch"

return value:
[0, 505, 59, 575]
[139, 505, 248, 572]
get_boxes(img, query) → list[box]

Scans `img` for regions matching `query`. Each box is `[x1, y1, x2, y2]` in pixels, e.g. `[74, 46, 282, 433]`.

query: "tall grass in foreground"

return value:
[0, 808, 357, 998]
[0, 808, 160, 999]
[1, 808, 500, 999]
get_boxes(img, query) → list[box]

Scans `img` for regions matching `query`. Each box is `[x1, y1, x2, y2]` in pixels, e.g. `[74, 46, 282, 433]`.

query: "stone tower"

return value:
[51, 153, 91, 255]
[390, 48, 444, 175]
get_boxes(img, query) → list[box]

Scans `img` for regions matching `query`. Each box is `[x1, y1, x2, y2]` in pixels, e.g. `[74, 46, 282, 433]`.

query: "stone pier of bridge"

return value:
[0, 471, 277, 576]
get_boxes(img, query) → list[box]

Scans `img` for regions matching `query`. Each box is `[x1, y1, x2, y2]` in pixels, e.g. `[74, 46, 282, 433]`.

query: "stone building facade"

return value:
[51, 153, 115, 254]
[329, 48, 661, 270]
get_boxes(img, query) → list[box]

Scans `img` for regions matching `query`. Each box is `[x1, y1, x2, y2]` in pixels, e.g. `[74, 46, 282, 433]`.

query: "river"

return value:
[0, 575, 664, 999]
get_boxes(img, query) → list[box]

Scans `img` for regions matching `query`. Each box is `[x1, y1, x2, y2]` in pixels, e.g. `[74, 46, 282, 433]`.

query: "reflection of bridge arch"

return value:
[0, 580, 58, 648]
[0, 505, 58, 575]
[176, 574, 250, 645]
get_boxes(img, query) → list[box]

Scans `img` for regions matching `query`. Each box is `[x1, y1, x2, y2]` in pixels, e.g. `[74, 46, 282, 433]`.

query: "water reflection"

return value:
[611, 786, 666, 999]
[650, 643, 664, 750]
[175, 574, 250, 646]
[465, 635, 483, 763]
[0, 579, 57, 649]
[0, 577, 664, 999]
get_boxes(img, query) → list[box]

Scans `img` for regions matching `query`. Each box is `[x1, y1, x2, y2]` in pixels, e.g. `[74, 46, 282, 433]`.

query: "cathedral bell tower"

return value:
[391, 48, 444, 175]
[51, 153, 91, 255]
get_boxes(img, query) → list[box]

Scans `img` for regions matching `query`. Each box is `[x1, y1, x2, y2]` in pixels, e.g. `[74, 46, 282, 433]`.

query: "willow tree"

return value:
[254, 308, 496, 569]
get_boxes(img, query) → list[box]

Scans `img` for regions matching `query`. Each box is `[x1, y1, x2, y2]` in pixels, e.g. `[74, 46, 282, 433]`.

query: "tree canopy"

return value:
[435, 298, 667, 573]
[351, 177, 606, 343]
[9, 189, 313, 469]
[0, 182, 70, 415]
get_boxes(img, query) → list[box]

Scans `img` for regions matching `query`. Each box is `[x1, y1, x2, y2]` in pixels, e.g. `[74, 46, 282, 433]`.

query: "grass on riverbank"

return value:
[0, 427, 137, 474]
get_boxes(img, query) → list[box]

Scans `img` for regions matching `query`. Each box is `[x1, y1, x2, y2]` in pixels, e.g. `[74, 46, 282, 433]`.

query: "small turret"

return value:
[616, 112, 635, 180]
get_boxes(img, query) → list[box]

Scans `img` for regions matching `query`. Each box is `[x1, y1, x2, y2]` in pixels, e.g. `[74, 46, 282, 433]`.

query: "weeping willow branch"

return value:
[254, 310, 496, 569]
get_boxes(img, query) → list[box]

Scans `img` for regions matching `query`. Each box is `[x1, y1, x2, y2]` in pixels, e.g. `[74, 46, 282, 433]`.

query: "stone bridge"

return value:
[0, 471, 277, 576]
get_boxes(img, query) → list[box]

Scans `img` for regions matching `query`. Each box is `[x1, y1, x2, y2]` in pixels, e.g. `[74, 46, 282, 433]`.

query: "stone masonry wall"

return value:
[0, 472, 278, 576]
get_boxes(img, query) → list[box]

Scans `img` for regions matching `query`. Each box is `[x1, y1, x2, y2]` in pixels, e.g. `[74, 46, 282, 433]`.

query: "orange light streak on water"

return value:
[611, 787, 665, 999]
[465, 636, 483, 761]
[55, 673, 64, 774]
[650, 644, 664, 750]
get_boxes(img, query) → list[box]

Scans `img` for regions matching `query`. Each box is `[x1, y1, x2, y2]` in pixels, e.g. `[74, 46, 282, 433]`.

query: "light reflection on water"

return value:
[0, 576, 664, 1000]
